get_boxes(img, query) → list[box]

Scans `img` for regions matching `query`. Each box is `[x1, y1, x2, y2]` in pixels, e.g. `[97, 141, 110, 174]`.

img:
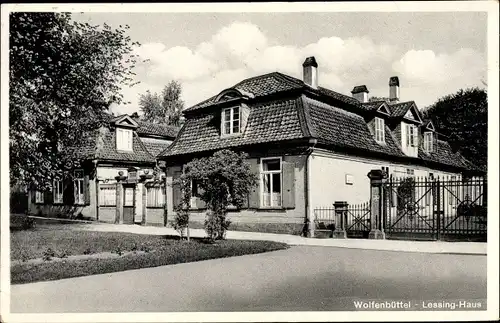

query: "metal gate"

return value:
[383, 176, 487, 241]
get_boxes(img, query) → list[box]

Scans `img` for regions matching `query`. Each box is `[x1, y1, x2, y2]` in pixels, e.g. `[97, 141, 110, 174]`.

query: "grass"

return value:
[11, 225, 288, 284]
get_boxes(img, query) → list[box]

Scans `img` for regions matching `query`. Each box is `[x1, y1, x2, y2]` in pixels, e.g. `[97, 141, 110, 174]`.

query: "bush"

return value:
[42, 248, 56, 261]
[204, 211, 231, 241]
[22, 217, 35, 230]
[83, 247, 93, 255]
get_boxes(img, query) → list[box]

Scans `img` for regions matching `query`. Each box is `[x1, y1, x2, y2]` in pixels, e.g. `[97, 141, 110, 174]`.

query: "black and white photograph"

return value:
[1, 2, 498, 322]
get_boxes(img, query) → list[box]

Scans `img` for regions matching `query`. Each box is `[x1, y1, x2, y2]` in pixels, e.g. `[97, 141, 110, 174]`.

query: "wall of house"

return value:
[28, 177, 96, 220]
[145, 208, 165, 226]
[308, 149, 462, 210]
[164, 154, 308, 235]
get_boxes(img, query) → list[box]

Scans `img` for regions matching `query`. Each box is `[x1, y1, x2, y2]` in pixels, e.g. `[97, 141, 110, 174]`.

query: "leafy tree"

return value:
[180, 150, 258, 241]
[139, 80, 184, 126]
[9, 12, 140, 189]
[422, 88, 487, 170]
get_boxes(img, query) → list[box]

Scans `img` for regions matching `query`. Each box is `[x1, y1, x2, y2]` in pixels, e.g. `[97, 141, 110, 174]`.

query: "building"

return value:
[158, 56, 482, 236]
[28, 114, 179, 226]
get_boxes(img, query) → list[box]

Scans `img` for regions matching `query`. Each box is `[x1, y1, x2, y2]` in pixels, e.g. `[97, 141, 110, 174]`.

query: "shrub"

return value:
[113, 247, 123, 256]
[83, 247, 93, 255]
[42, 248, 56, 261]
[21, 217, 35, 230]
[204, 211, 231, 241]
[58, 250, 69, 259]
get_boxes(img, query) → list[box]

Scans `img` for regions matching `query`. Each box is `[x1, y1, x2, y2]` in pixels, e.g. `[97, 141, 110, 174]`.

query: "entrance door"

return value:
[123, 185, 135, 224]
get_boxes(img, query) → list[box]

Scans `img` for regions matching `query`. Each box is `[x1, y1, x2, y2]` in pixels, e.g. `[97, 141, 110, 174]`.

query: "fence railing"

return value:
[314, 202, 371, 237]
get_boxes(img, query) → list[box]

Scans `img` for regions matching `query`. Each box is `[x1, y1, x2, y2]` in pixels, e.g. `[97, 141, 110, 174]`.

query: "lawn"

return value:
[10, 224, 288, 284]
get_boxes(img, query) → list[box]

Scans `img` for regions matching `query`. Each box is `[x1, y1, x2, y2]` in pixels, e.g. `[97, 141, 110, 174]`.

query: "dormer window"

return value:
[424, 132, 434, 153]
[116, 128, 133, 151]
[374, 117, 385, 143]
[222, 106, 241, 135]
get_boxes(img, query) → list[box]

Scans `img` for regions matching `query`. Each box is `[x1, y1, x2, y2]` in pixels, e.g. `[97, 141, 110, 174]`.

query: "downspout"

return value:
[305, 138, 318, 237]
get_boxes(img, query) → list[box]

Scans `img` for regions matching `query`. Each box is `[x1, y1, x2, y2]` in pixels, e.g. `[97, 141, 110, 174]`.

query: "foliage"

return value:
[11, 238, 288, 284]
[172, 174, 192, 241]
[9, 12, 140, 189]
[42, 248, 56, 261]
[181, 150, 258, 241]
[422, 88, 487, 170]
[396, 178, 416, 213]
[139, 80, 184, 126]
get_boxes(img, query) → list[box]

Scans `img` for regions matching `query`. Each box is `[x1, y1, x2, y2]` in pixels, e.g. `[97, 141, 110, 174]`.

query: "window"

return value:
[99, 184, 116, 206]
[222, 107, 240, 135]
[74, 169, 85, 205]
[261, 158, 282, 207]
[405, 124, 418, 147]
[147, 185, 166, 207]
[374, 117, 385, 143]
[35, 190, 44, 204]
[406, 168, 415, 176]
[53, 179, 63, 204]
[424, 132, 434, 153]
[116, 128, 133, 151]
[191, 179, 200, 197]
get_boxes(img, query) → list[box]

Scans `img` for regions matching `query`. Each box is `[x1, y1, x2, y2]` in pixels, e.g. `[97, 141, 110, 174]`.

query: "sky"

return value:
[74, 11, 487, 115]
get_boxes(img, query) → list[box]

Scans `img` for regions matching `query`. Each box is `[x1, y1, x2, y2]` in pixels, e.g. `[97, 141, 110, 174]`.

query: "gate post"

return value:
[367, 169, 387, 239]
[332, 201, 348, 239]
[115, 171, 127, 224]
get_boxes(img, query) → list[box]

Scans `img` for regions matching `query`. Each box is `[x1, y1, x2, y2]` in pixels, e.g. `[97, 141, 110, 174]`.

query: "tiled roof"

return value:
[161, 71, 478, 172]
[94, 127, 156, 163]
[305, 97, 405, 158]
[360, 101, 386, 112]
[136, 121, 179, 138]
[185, 72, 358, 112]
[142, 141, 172, 158]
[162, 97, 305, 156]
[419, 140, 472, 170]
[388, 101, 415, 118]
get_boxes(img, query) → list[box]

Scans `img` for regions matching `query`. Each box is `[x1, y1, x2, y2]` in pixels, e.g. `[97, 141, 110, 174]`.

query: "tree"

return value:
[9, 12, 140, 189]
[422, 88, 487, 170]
[139, 80, 184, 126]
[180, 150, 258, 241]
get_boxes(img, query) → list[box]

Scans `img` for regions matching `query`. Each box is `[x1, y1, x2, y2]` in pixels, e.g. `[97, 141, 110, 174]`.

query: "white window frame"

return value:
[116, 127, 133, 151]
[74, 169, 85, 205]
[406, 124, 418, 147]
[374, 117, 385, 143]
[221, 106, 241, 135]
[99, 184, 116, 207]
[53, 179, 64, 204]
[260, 157, 282, 208]
[424, 132, 434, 153]
[147, 185, 166, 208]
[35, 190, 44, 204]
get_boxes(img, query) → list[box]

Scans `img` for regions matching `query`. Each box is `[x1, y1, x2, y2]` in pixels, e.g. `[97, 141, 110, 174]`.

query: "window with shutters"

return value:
[99, 184, 116, 206]
[74, 169, 85, 205]
[374, 117, 385, 143]
[53, 179, 64, 204]
[116, 127, 133, 151]
[221, 106, 241, 136]
[423, 132, 434, 153]
[261, 157, 282, 207]
[147, 185, 166, 208]
[35, 190, 44, 204]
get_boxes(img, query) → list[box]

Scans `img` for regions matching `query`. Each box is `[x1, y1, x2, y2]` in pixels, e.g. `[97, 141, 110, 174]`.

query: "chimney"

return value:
[351, 85, 369, 103]
[302, 56, 318, 89]
[389, 76, 400, 102]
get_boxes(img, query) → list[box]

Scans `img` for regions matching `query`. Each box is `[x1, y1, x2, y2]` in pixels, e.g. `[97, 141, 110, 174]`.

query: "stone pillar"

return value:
[115, 171, 127, 224]
[139, 171, 153, 225]
[367, 169, 387, 239]
[332, 201, 348, 239]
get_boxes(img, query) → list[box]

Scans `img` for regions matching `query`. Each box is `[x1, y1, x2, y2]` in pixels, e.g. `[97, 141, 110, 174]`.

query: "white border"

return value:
[1, 2, 498, 322]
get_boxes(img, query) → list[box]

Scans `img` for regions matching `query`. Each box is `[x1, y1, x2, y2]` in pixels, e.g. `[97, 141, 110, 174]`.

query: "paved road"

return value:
[11, 246, 486, 312]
